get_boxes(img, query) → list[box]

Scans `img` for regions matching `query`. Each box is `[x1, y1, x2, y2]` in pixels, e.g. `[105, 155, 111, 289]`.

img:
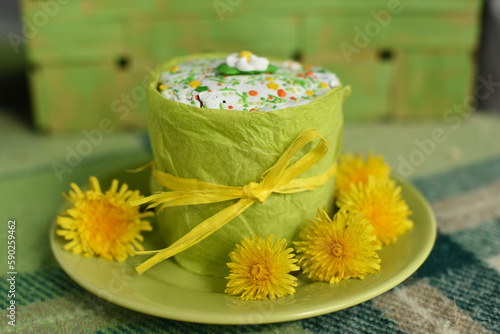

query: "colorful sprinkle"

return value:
[195, 85, 209, 92]
[277, 89, 286, 98]
[320, 82, 329, 89]
[158, 84, 168, 91]
[267, 82, 279, 90]
[305, 90, 314, 96]
[249, 90, 258, 96]
[169, 66, 179, 72]
[189, 80, 202, 88]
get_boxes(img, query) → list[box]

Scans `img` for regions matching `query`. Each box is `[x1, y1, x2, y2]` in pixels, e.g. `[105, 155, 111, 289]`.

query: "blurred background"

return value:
[0, 0, 498, 132]
[1, 0, 500, 185]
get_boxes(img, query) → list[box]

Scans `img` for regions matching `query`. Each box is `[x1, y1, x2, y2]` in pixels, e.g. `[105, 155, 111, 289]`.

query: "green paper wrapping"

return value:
[148, 54, 350, 277]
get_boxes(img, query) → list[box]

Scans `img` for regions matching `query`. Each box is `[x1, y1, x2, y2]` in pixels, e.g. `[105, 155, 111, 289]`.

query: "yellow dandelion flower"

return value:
[335, 152, 391, 194]
[294, 208, 381, 283]
[56, 176, 153, 262]
[225, 234, 299, 300]
[337, 176, 413, 245]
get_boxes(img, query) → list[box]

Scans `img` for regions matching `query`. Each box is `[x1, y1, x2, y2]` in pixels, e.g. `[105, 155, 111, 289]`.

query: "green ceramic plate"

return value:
[50, 172, 436, 325]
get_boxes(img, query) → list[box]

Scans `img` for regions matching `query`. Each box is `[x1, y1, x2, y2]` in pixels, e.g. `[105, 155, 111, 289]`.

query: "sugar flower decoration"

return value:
[227, 51, 269, 72]
[337, 176, 413, 245]
[225, 234, 299, 300]
[294, 208, 381, 283]
[56, 176, 153, 262]
[335, 152, 391, 194]
[218, 51, 277, 75]
[329, 77, 340, 88]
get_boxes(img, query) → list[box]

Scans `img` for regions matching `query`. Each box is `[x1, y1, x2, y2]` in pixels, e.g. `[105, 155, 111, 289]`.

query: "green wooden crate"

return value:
[21, 0, 482, 131]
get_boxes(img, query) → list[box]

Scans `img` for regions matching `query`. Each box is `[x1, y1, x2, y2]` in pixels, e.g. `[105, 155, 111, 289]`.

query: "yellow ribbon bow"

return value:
[131, 129, 336, 274]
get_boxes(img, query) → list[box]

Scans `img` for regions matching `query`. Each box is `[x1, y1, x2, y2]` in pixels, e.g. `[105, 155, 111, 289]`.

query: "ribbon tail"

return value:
[275, 164, 337, 193]
[126, 161, 154, 173]
[135, 198, 256, 275]
[130, 191, 244, 209]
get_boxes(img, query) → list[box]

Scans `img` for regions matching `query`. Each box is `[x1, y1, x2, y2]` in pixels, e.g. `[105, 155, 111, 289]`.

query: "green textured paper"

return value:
[148, 54, 350, 277]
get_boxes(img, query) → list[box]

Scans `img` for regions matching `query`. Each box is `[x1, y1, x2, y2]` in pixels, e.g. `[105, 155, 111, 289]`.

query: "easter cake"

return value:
[139, 52, 350, 277]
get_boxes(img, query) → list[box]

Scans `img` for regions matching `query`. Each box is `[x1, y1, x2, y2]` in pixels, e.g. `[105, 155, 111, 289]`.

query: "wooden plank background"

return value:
[21, 0, 482, 132]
